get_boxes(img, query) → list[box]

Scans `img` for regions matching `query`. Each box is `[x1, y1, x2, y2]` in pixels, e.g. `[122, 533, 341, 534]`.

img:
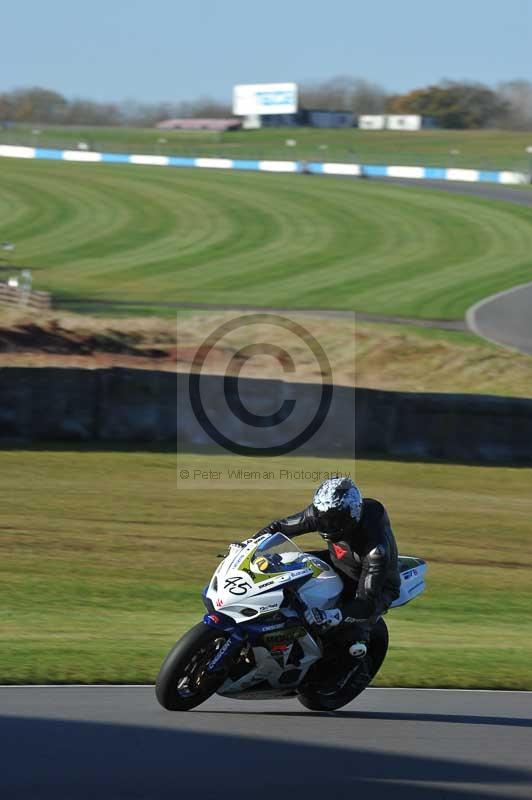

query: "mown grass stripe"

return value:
[1, 159, 532, 319]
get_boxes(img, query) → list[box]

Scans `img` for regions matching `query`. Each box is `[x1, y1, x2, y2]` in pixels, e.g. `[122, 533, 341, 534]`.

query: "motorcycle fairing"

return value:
[199, 534, 343, 697]
[205, 535, 319, 623]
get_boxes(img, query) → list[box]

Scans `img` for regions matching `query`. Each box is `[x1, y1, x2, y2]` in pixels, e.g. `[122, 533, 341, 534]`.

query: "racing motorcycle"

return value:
[156, 533, 426, 712]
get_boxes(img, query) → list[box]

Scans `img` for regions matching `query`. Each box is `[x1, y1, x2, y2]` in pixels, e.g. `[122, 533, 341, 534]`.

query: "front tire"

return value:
[297, 617, 389, 712]
[155, 623, 228, 711]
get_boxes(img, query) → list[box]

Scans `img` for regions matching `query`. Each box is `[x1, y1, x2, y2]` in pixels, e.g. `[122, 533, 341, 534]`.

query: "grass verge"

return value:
[1, 308, 531, 398]
[1, 447, 531, 688]
[3, 125, 532, 172]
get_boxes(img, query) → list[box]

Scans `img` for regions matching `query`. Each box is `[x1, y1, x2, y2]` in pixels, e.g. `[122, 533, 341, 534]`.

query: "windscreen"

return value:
[252, 533, 307, 575]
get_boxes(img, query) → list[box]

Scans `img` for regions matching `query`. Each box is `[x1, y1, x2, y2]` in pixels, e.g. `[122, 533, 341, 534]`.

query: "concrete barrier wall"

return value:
[1, 367, 531, 465]
[0, 144, 527, 186]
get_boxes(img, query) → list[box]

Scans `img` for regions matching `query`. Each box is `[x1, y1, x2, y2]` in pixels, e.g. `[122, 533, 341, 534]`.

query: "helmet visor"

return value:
[316, 507, 350, 536]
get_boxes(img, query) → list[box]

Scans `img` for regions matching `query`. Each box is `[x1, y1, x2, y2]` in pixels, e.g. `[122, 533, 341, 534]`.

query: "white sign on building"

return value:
[233, 83, 298, 116]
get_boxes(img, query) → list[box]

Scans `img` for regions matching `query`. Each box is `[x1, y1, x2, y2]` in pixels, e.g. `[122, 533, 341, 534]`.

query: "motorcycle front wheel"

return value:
[155, 623, 229, 711]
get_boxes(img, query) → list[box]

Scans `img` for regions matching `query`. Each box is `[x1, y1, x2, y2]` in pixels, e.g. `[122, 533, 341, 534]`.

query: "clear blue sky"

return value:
[2, 0, 531, 103]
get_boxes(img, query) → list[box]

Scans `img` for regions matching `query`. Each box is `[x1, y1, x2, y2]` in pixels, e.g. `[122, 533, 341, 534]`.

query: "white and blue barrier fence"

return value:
[0, 144, 528, 185]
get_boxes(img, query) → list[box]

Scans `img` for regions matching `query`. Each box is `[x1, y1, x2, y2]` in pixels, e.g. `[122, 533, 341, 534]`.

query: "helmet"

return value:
[312, 477, 362, 541]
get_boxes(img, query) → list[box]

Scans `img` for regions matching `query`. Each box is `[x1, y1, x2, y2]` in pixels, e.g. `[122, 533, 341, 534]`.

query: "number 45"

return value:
[224, 577, 251, 595]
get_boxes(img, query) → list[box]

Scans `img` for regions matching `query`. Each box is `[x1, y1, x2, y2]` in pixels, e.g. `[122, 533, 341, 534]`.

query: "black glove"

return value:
[254, 521, 280, 539]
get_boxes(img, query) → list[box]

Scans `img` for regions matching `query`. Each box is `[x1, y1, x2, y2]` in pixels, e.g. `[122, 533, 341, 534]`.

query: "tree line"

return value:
[300, 78, 532, 129]
[1, 79, 532, 129]
[0, 89, 232, 128]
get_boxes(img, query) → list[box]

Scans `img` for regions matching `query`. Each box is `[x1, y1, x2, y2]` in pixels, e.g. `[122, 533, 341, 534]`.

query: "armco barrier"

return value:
[1, 367, 531, 464]
[0, 144, 527, 186]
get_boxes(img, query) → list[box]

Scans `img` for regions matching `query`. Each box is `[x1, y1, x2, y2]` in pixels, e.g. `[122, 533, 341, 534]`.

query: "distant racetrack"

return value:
[2, 686, 532, 799]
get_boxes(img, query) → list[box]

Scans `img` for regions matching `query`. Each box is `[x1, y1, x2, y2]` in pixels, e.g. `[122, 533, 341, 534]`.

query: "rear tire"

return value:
[297, 617, 389, 712]
[155, 623, 229, 711]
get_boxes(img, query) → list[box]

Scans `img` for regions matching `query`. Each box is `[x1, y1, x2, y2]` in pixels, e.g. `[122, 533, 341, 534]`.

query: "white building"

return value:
[358, 115, 387, 130]
[358, 114, 436, 131]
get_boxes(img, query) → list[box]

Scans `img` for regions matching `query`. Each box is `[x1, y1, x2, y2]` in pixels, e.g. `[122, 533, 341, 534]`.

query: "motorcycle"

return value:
[156, 532, 426, 712]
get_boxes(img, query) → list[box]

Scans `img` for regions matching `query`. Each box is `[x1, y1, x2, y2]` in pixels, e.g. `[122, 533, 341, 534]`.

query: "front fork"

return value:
[204, 614, 246, 674]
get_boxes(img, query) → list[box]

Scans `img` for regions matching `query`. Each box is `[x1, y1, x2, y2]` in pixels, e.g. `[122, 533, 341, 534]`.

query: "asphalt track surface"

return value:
[2, 686, 532, 799]
[467, 282, 532, 355]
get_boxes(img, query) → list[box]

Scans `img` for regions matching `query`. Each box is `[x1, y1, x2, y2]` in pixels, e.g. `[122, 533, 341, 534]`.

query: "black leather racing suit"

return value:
[259, 498, 401, 642]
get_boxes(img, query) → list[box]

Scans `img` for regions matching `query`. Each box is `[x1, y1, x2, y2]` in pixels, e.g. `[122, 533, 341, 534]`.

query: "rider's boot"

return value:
[316, 636, 368, 694]
[348, 641, 368, 659]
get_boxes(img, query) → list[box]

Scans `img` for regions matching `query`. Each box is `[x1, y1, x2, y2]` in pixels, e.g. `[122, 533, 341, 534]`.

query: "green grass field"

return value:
[2, 158, 532, 320]
[1, 447, 531, 688]
[3, 124, 532, 172]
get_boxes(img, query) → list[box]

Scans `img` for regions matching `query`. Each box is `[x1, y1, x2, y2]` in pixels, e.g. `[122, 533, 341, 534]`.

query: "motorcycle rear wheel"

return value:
[155, 623, 229, 711]
[297, 617, 389, 712]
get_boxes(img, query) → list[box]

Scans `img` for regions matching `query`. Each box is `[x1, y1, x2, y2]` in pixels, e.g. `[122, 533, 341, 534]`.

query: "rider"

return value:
[255, 476, 401, 659]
